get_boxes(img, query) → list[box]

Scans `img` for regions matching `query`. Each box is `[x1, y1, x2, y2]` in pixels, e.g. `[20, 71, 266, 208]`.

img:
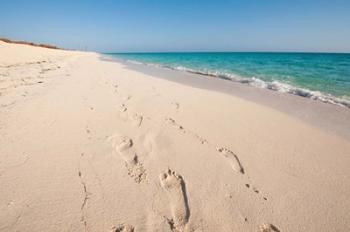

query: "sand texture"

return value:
[1, 41, 350, 231]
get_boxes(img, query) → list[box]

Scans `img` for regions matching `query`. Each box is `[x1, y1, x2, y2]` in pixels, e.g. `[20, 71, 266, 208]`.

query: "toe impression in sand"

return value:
[160, 169, 190, 232]
[217, 147, 244, 174]
[111, 135, 147, 183]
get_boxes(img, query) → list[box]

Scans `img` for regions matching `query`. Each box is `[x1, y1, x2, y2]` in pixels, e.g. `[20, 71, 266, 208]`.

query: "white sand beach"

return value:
[1, 41, 350, 232]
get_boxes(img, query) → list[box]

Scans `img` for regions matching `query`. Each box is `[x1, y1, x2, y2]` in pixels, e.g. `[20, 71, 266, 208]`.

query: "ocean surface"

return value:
[106, 52, 350, 108]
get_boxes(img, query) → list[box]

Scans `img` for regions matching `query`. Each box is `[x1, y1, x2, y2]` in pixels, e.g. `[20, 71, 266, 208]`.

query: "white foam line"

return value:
[121, 58, 350, 109]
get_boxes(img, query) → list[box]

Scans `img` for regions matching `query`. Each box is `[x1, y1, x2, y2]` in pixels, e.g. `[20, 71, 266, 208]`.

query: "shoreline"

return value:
[102, 54, 350, 109]
[102, 55, 350, 140]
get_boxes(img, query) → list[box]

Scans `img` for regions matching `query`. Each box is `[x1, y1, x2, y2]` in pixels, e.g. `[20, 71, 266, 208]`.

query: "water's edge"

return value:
[102, 54, 350, 109]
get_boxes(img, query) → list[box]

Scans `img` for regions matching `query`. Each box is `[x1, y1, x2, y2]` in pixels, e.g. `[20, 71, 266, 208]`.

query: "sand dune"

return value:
[0, 38, 61, 50]
[1, 41, 350, 231]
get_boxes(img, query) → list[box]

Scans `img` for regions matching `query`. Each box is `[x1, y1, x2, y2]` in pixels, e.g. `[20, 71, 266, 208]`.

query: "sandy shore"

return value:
[118, 58, 350, 140]
[1, 41, 350, 232]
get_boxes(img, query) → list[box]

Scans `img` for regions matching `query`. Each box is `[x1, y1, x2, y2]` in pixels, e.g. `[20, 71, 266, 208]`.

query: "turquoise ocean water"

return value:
[107, 52, 350, 108]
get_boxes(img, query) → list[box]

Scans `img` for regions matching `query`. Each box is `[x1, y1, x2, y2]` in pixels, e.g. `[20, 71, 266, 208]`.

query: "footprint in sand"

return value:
[165, 117, 208, 145]
[194, 134, 208, 145]
[160, 169, 190, 232]
[171, 102, 180, 111]
[118, 104, 143, 127]
[114, 84, 119, 93]
[130, 114, 143, 127]
[118, 104, 129, 121]
[245, 184, 268, 201]
[165, 118, 184, 131]
[259, 223, 280, 232]
[122, 95, 132, 101]
[112, 224, 134, 232]
[119, 104, 127, 113]
[217, 147, 244, 174]
[111, 135, 147, 183]
[120, 113, 143, 127]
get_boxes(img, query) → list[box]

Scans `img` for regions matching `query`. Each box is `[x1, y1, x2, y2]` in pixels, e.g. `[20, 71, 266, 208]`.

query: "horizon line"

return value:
[103, 50, 350, 54]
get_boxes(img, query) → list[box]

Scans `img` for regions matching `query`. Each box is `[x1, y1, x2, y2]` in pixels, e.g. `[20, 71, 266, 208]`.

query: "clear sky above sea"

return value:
[0, 0, 349, 53]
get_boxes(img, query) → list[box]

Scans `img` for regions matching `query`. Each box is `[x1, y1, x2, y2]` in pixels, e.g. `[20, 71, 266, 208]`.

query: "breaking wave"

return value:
[122, 58, 350, 109]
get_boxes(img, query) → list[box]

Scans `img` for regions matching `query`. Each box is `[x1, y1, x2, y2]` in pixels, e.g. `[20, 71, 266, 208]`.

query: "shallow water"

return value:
[107, 52, 350, 108]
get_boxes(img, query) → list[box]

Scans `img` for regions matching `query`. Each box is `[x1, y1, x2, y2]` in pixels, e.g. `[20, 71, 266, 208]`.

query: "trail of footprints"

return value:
[165, 117, 207, 144]
[109, 86, 275, 231]
[111, 92, 191, 230]
[164, 117, 268, 201]
[0, 60, 63, 96]
[115, 83, 156, 129]
[119, 103, 143, 128]
[110, 135, 191, 231]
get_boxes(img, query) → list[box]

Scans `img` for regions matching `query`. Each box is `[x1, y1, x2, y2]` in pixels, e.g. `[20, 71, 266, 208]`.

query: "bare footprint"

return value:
[160, 169, 190, 232]
[112, 135, 147, 183]
[119, 104, 127, 113]
[165, 118, 184, 130]
[122, 95, 132, 101]
[259, 223, 280, 232]
[165, 117, 208, 145]
[194, 134, 207, 145]
[131, 114, 143, 127]
[171, 102, 180, 111]
[118, 104, 129, 121]
[217, 147, 244, 174]
[114, 84, 119, 93]
[112, 224, 135, 232]
[118, 104, 143, 127]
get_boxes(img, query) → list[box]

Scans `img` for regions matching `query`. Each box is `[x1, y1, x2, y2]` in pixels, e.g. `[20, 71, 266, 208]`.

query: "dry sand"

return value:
[1, 41, 350, 231]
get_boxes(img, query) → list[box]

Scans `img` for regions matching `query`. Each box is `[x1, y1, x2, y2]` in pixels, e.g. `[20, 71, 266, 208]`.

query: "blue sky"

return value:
[0, 0, 350, 52]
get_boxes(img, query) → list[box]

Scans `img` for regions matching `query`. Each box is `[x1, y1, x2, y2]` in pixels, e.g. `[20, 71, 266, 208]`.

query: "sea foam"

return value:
[125, 60, 350, 109]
